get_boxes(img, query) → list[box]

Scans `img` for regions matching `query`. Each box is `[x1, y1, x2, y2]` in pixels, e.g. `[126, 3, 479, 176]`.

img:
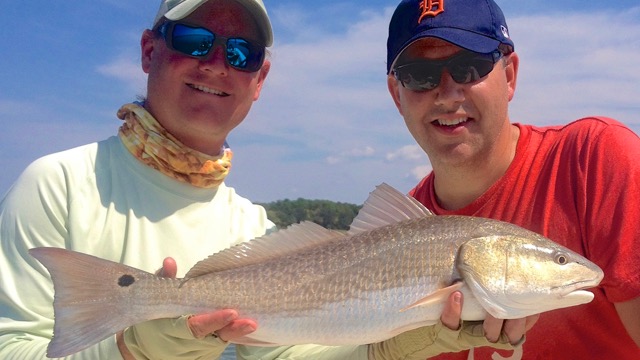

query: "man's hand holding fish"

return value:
[116, 259, 259, 360]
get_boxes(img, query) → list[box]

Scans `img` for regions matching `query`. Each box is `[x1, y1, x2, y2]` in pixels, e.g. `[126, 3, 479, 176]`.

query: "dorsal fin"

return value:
[184, 221, 344, 279]
[348, 183, 433, 235]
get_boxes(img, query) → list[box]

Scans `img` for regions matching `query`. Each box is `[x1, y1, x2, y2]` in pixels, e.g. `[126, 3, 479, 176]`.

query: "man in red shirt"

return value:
[386, 0, 640, 358]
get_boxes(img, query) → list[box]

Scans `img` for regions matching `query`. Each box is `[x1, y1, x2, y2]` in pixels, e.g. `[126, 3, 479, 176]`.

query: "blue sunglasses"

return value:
[157, 21, 266, 72]
[393, 50, 503, 91]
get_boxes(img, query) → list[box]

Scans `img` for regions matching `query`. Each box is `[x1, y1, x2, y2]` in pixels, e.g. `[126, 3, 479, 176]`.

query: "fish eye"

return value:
[554, 253, 569, 265]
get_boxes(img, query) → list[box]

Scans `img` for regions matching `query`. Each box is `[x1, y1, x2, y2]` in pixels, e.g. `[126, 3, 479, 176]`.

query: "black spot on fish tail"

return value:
[118, 274, 135, 287]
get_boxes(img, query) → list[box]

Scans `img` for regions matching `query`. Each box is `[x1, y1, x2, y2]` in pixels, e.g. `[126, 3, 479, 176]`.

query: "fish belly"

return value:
[231, 288, 465, 346]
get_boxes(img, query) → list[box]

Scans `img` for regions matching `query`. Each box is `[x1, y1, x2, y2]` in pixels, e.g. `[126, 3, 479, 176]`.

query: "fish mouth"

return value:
[553, 265, 604, 297]
[554, 278, 602, 298]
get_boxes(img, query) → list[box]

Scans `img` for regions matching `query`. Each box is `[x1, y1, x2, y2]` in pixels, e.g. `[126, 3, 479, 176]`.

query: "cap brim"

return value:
[389, 28, 501, 72]
[234, 0, 273, 46]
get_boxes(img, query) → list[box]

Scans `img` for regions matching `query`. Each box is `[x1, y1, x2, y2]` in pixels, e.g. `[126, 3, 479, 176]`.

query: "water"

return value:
[221, 344, 237, 359]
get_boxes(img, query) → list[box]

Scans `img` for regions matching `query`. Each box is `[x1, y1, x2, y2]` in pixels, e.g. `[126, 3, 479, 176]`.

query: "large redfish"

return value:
[30, 183, 603, 357]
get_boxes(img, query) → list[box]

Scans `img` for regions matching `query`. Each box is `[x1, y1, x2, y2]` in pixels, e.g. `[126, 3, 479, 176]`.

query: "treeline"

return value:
[260, 198, 362, 230]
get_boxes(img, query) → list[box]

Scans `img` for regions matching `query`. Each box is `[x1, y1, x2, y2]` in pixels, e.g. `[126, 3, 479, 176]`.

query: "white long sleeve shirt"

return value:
[0, 136, 273, 359]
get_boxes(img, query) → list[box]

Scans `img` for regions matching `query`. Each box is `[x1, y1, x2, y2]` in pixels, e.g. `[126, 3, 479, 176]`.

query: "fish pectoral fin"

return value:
[399, 282, 465, 312]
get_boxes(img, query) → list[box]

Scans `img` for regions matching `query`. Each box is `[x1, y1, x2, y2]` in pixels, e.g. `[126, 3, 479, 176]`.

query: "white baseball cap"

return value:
[153, 0, 273, 46]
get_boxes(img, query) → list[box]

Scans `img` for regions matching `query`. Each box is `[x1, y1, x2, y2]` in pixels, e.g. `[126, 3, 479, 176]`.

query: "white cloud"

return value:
[507, 10, 640, 126]
[386, 145, 425, 162]
[97, 55, 147, 95]
[0, 98, 116, 194]
[410, 165, 432, 181]
[238, 7, 639, 202]
[48, 5, 639, 204]
[326, 146, 376, 164]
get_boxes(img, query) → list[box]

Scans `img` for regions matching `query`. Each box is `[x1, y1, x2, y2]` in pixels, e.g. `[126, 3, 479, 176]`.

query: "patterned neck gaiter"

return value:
[117, 103, 232, 188]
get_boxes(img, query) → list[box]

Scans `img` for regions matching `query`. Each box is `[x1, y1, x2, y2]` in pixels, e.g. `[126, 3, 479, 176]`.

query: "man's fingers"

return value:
[188, 309, 238, 338]
[215, 318, 257, 342]
[525, 313, 540, 331]
[482, 315, 504, 343]
[440, 291, 463, 330]
[187, 309, 257, 342]
[484, 314, 539, 345]
[502, 318, 526, 344]
[156, 257, 177, 278]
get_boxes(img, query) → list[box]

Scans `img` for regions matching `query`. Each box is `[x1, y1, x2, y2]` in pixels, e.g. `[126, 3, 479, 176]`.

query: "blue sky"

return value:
[1, 0, 639, 204]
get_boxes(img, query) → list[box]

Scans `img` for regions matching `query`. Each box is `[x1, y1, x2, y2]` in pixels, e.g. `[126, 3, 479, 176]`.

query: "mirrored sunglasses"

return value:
[157, 21, 266, 72]
[393, 50, 503, 91]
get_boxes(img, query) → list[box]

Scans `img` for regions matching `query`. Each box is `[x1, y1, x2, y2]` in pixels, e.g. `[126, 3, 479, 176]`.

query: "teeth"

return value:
[191, 84, 226, 96]
[436, 118, 467, 126]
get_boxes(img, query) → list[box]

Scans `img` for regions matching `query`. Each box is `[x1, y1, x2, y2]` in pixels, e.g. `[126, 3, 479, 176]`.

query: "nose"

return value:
[434, 70, 465, 106]
[198, 45, 229, 75]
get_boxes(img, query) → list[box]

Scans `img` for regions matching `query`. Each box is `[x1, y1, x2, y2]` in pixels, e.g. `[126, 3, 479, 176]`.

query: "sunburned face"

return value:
[141, 0, 270, 155]
[387, 38, 518, 170]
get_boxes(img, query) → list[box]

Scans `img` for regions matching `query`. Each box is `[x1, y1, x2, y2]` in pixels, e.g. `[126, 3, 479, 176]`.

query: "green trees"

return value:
[261, 199, 361, 230]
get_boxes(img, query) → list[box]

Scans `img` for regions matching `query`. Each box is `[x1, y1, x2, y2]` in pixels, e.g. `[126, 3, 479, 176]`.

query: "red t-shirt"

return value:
[409, 118, 640, 359]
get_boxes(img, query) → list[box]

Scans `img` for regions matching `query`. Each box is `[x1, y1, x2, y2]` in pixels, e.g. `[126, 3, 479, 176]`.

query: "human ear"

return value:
[140, 29, 156, 74]
[505, 52, 519, 101]
[387, 74, 405, 116]
[253, 60, 271, 101]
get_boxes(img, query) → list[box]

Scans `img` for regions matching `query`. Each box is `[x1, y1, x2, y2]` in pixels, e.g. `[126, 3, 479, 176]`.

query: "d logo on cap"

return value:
[419, 0, 444, 23]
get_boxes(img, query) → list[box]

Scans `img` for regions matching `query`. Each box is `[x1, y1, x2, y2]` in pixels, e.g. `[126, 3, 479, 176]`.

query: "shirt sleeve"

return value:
[580, 121, 640, 302]
[0, 158, 123, 359]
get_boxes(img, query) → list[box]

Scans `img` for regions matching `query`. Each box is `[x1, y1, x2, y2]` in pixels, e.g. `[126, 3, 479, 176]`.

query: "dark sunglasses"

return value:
[157, 21, 266, 72]
[393, 50, 503, 91]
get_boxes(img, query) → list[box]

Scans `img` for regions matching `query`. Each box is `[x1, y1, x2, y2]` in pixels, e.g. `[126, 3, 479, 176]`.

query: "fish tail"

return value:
[29, 247, 155, 358]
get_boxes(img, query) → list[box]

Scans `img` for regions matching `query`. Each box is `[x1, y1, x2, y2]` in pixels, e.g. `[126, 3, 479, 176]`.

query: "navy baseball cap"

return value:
[386, 0, 514, 74]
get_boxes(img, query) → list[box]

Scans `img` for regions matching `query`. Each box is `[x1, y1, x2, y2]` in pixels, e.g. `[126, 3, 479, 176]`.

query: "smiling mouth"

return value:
[188, 84, 229, 97]
[432, 117, 470, 127]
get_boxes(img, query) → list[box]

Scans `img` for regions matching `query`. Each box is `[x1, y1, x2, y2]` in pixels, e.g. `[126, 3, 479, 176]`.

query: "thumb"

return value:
[156, 257, 177, 278]
[441, 291, 463, 330]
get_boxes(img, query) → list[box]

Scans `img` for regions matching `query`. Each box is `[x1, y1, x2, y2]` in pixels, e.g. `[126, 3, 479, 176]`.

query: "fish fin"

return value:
[29, 247, 156, 358]
[184, 222, 344, 279]
[399, 282, 465, 312]
[348, 183, 433, 235]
